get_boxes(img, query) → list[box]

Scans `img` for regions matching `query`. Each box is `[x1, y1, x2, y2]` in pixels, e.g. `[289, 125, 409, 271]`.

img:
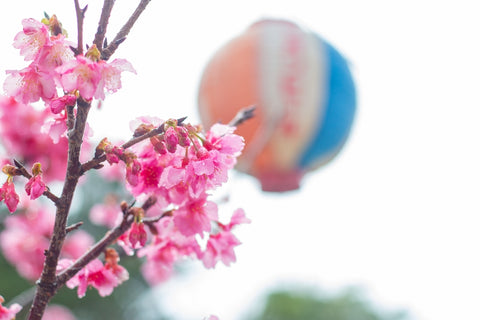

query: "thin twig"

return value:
[101, 0, 151, 60]
[66, 221, 84, 233]
[93, 0, 116, 50]
[228, 105, 256, 127]
[74, 0, 88, 55]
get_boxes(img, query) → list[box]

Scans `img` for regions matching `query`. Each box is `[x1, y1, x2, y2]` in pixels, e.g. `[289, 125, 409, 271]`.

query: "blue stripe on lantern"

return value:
[299, 37, 356, 169]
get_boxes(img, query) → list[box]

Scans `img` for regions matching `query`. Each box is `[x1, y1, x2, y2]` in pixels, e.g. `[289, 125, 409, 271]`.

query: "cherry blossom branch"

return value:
[55, 196, 160, 288]
[74, 0, 88, 55]
[28, 99, 91, 320]
[13, 159, 60, 205]
[56, 210, 133, 288]
[79, 116, 187, 174]
[101, 0, 151, 60]
[93, 0, 116, 51]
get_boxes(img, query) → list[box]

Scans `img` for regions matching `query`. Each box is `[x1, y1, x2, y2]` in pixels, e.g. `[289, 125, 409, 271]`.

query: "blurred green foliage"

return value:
[248, 286, 409, 320]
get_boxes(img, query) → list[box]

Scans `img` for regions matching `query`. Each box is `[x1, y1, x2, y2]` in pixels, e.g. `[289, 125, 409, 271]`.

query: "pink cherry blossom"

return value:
[56, 56, 135, 101]
[13, 18, 49, 61]
[95, 58, 136, 100]
[0, 295, 22, 320]
[202, 230, 241, 269]
[225, 208, 251, 231]
[4, 64, 57, 104]
[56, 55, 103, 100]
[25, 174, 46, 200]
[128, 221, 148, 249]
[63, 257, 128, 298]
[138, 217, 201, 285]
[174, 197, 218, 237]
[0, 180, 19, 213]
[34, 34, 74, 72]
[201, 208, 250, 269]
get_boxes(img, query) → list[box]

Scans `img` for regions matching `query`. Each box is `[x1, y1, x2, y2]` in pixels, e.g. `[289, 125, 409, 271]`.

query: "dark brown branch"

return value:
[101, 0, 151, 60]
[66, 105, 75, 131]
[28, 99, 92, 320]
[74, 0, 88, 55]
[93, 0, 116, 50]
[56, 195, 158, 288]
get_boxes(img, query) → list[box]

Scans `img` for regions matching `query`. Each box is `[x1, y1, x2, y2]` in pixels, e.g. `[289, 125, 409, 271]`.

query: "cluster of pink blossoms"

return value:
[0, 16, 132, 210]
[4, 17, 134, 105]
[90, 117, 250, 285]
[0, 15, 249, 312]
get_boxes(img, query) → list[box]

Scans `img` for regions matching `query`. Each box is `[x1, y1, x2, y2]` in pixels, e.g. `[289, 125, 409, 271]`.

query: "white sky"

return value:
[1, 1, 480, 320]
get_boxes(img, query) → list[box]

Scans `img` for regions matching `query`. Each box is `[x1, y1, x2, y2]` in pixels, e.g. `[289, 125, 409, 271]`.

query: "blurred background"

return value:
[1, 1, 480, 319]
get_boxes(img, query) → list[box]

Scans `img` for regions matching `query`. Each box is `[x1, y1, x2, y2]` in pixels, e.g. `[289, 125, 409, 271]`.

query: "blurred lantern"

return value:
[198, 19, 356, 192]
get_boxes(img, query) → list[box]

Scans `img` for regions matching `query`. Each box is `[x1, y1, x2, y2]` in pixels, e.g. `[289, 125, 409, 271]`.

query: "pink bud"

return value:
[0, 181, 19, 213]
[128, 222, 147, 248]
[165, 127, 178, 153]
[25, 175, 46, 200]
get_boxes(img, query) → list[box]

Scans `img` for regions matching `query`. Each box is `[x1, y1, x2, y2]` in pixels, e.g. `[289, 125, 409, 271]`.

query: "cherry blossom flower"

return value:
[34, 34, 74, 73]
[56, 55, 135, 101]
[128, 221, 148, 249]
[95, 58, 136, 100]
[56, 55, 103, 100]
[0, 180, 19, 213]
[201, 209, 250, 269]
[13, 18, 49, 61]
[174, 197, 218, 237]
[138, 217, 201, 285]
[62, 256, 128, 298]
[25, 174, 46, 199]
[4, 64, 57, 104]
[0, 295, 22, 320]
[25, 163, 46, 200]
